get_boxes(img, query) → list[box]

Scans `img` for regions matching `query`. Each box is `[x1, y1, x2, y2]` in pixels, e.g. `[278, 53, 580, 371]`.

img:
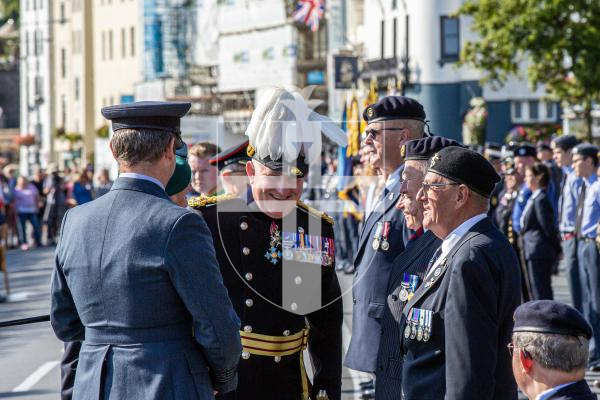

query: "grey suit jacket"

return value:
[50, 177, 242, 400]
[345, 175, 408, 372]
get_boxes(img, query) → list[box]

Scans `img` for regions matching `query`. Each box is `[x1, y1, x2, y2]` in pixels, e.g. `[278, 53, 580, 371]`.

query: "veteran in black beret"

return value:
[50, 101, 243, 399]
[191, 87, 347, 400]
[398, 146, 522, 400]
[374, 136, 462, 400]
[510, 300, 596, 400]
[346, 95, 429, 380]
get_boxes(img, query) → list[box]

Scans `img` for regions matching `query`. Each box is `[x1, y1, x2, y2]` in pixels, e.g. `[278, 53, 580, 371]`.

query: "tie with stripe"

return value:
[424, 246, 443, 278]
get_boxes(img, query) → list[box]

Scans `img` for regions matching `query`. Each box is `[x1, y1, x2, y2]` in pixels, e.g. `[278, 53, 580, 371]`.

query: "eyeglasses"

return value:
[364, 127, 406, 140]
[507, 342, 532, 359]
[421, 182, 460, 193]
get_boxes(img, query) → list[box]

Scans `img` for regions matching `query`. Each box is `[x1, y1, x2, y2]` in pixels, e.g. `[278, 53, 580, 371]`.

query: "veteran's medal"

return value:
[399, 273, 410, 302]
[372, 222, 383, 250]
[417, 309, 426, 341]
[380, 221, 390, 251]
[404, 309, 413, 339]
[410, 309, 418, 339]
[423, 310, 432, 342]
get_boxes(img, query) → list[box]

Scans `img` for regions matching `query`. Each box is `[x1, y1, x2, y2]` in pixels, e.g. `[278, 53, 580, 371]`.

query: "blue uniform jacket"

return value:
[543, 380, 596, 400]
[400, 218, 521, 400]
[521, 190, 561, 261]
[345, 176, 407, 373]
[50, 177, 242, 400]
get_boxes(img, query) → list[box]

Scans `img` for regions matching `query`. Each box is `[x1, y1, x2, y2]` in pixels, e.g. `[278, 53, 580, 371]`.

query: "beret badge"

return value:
[290, 166, 302, 176]
[366, 107, 374, 119]
[247, 144, 256, 157]
[430, 153, 441, 168]
[400, 144, 406, 158]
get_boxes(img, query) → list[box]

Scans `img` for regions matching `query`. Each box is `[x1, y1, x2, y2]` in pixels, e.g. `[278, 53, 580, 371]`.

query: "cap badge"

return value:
[290, 166, 302, 176]
[430, 153, 441, 168]
[367, 107, 374, 118]
[400, 144, 406, 158]
[247, 144, 256, 157]
[518, 148, 526, 156]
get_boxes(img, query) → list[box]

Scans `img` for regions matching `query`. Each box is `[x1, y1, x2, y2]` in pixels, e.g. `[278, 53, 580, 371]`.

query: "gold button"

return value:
[245, 272, 253, 281]
[241, 351, 250, 360]
[245, 299, 254, 307]
[240, 222, 248, 230]
[283, 330, 290, 336]
[274, 356, 281, 362]
[243, 325, 252, 333]
[242, 247, 250, 255]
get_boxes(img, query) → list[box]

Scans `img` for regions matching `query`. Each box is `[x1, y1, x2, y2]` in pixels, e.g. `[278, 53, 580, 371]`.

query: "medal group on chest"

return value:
[265, 221, 335, 266]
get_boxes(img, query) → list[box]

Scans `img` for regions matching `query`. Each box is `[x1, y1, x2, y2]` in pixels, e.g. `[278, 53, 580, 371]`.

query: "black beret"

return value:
[572, 143, 599, 164]
[514, 144, 537, 158]
[551, 135, 579, 151]
[427, 146, 500, 198]
[536, 142, 551, 152]
[101, 101, 191, 134]
[513, 300, 592, 339]
[363, 96, 426, 123]
[402, 136, 464, 161]
[209, 140, 251, 170]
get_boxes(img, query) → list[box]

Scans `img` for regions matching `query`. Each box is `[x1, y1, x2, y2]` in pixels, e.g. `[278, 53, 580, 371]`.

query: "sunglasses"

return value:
[421, 182, 460, 193]
[363, 127, 406, 140]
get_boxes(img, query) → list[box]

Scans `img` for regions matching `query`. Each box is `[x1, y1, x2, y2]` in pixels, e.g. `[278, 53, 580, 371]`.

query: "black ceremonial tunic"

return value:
[193, 194, 343, 400]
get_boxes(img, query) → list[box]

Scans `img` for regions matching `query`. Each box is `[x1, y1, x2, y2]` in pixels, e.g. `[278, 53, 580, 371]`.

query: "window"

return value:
[109, 30, 113, 59]
[33, 31, 38, 55]
[61, 95, 66, 126]
[25, 31, 29, 57]
[60, 3, 65, 22]
[380, 20, 385, 59]
[514, 101, 522, 120]
[61, 48, 66, 78]
[102, 31, 106, 60]
[130, 27, 135, 57]
[528, 100, 539, 120]
[393, 18, 397, 59]
[75, 77, 80, 100]
[545, 102, 555, 119]
[121, 28, 126, 58]
[441, 16, 460, 61]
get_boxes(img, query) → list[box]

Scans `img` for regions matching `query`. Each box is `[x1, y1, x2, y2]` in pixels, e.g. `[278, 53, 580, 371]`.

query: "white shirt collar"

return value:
[441, 213, 487, 255]
[535, 381, 578, 400]
[119, 172, 165, 191]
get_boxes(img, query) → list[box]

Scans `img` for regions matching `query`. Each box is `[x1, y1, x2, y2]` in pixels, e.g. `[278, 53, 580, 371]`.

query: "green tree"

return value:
[0, 0, 18, 23]
[457, 0, 600, 141]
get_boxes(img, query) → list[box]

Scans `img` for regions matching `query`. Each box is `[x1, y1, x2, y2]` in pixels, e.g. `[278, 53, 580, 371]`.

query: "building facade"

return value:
[19, 0, 53, 173]
[361, 0, 560, 143]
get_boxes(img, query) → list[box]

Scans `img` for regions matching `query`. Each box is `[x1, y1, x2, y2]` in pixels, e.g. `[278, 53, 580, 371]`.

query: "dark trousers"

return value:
[17, 212, 41, 246]
[526, 258, 554, 300]
[60, 341, 82, 400]
[563, 237, 582, 312]
[578, 240, 600, 362]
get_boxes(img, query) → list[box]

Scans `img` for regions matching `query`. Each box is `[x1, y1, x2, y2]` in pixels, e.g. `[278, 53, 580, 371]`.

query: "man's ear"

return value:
[456, 185, 470, 206]
[164, 137, 175, 160]
[109, 140, 117, 159]
[246, 161, 255, 184]
[520, 349, 534, 373]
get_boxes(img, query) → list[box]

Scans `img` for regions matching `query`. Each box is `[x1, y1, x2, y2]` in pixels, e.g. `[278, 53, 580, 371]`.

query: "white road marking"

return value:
[12, 360, 59, 392]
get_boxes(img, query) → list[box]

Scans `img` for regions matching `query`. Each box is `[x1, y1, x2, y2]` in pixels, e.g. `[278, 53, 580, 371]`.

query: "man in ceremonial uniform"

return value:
[375, 137, 462, 400]
[191, 87, 346, 400]
[511, 300, 596, 400]
[400, 146, 521, 400]
[345, 96, 427, 378]
[50, 101, 242, 399]
[572, 143, 600, 370]
[551, 135, 582, 311]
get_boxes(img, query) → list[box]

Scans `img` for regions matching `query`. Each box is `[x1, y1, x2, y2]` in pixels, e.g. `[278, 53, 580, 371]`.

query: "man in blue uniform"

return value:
[346, 96, 427, 378]
[400, 146, 521, 400]
[572, 143, 600, 370]
[374, 137, 462, 400]
[511, 300, 595, 400]
[50, 101, 243, 399]
[551, 135, 582, 311]
[192, 86, 347, 400]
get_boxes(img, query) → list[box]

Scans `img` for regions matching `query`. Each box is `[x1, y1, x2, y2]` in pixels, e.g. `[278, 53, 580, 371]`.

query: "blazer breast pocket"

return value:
[368, 302, 385, 319]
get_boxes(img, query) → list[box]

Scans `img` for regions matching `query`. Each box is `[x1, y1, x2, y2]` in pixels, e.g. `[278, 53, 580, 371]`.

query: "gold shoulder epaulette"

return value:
[188, 193, 237, 209]
[297, 200, 334, 226]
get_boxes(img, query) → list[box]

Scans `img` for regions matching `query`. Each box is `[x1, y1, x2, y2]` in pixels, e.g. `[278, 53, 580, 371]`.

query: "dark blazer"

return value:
[51, 178, 242, 400]
[400, 217, 521, 400]
[522, 190, 561, 260]
[545, 380, 596, 400]
[345, 175, 408, 372]
[375, 230, 441, 400]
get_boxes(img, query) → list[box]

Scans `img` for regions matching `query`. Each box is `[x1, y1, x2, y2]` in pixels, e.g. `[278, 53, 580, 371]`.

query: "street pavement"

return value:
[0, 246, 598, 399]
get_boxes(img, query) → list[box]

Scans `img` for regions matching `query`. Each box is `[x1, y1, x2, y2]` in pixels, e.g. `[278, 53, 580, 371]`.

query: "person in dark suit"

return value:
[521, 162, 562, 300]
[400, 146, 522, 400]
[346, 96, 428, 377]
[511, 300, 596, 400]
[50, 102, 243, 400]
[192, 86, 346, 400]
[375, 137, 463, 400]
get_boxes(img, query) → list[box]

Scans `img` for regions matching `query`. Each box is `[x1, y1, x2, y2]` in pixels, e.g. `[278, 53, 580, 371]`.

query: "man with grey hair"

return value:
[511, 300, 595, 399]
[50, 101, 242, 399]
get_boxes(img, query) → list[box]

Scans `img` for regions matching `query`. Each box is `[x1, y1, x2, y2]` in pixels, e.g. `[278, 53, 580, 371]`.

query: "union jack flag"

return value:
[292, 0, 325, 32]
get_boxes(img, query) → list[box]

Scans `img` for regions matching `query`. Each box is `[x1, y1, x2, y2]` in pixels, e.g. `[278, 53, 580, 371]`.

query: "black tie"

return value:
[575, 182, 587, 237]
[425, 247, 443, 277]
